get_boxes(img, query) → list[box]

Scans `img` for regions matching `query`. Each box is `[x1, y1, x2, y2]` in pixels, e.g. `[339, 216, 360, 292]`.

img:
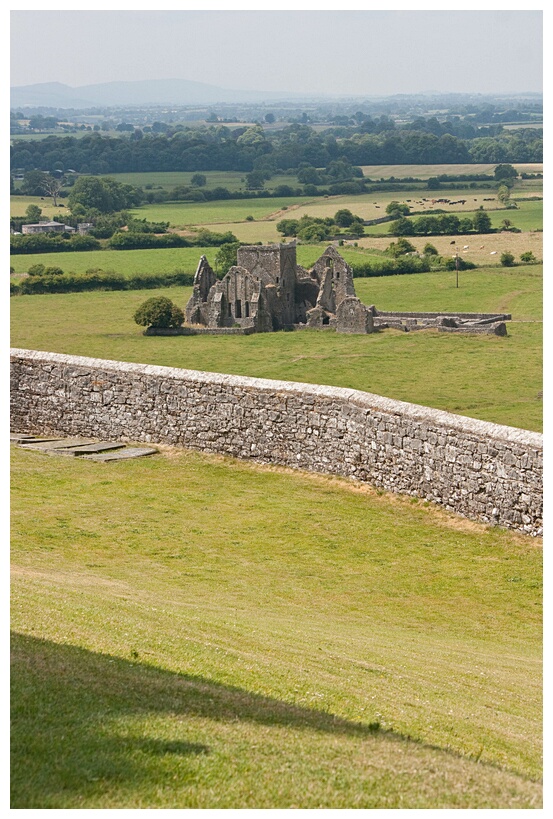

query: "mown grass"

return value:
[10, 266, 542, 431]
[11, 445, 542, 808]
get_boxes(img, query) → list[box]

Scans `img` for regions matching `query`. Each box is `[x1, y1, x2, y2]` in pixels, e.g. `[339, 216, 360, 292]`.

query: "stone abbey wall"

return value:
[10, 348, 543, 536]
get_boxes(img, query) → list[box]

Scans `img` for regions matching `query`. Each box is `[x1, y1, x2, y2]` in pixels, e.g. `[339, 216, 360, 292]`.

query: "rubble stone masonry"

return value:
[11, 349, 542, 535]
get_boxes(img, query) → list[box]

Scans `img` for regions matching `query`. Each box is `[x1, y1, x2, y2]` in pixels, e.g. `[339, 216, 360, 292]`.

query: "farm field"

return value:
[11, 442, 542, 808]
[356, 231, 543, 267]
[359, 163, 543, 179]
[127, 197, 314, 228]
[361, 199, 542, 237]
[104, 170, 299, 192]
[9, 244, 383, 279]
[10, 265, 542, 431]
[10, 195, 72, 219]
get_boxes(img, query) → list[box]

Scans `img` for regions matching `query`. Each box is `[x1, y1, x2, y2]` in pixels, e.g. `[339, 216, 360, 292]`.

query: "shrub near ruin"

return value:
[133, 296, 184, 329]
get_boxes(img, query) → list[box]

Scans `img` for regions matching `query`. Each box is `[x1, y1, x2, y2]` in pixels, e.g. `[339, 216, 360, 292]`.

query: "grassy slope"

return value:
[10, 266, 542, 431]
[11, 445, 542, 808]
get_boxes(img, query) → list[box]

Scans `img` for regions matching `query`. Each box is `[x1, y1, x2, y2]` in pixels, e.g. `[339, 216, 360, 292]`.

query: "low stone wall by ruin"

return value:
[10, 348, 542, 536]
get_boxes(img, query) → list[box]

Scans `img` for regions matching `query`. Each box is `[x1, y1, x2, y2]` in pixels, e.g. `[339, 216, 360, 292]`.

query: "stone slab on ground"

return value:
[20, 438, 95, 452]
[51, 442, 127, 457]
[11, 434, 59, 444]
[82, 447, 159, 462]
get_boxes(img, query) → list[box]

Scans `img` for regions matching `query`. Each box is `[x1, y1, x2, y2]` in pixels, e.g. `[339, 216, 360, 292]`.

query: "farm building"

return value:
[21, 221, 75, 235]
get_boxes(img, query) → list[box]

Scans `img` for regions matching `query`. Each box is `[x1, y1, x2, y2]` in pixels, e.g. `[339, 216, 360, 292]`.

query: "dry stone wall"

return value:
[11, 348, 542, 536]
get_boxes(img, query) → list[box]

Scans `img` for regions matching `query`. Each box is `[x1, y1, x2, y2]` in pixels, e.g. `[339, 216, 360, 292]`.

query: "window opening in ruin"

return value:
[325, 257, 334, 270]
[235, 299, 242, 318]
[245, 301, 250, 317]
[276, 277, 280, 284]
[336, 270, 340, 279]
[228, 302, 232, 317]
[322, 314, 330, 325]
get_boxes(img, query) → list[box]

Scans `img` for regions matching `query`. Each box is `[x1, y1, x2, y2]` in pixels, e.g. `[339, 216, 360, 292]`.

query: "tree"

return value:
[423, 242, 439, 256]
[20, 170, 48, 196]
[276, 218, 300, 237]
[472, 208, 493, 234]
[386, 238, 416, 257]
[68, 176, 142, 214]
[386, 201, 410, 218]
[494, 163, 518, 182]
[297, 222, 331, 242]
[214, 242, 240, 276]
[297, 166, 322, 185]
[133, 297, 184, 329]
[41, 173, 63, 207]
[349, 220, 365, 238]
[24, 205, 42, 223]
[244, 170, 266, 190]
[334, 209, 356, 227]
[390, 217, 415, 236]
[500, 251, 515, 267]
[264, 113, 275, 124]
[497, 184, 511, 206]
[191, 174, 207, 187]
[520, 251, 537, 263]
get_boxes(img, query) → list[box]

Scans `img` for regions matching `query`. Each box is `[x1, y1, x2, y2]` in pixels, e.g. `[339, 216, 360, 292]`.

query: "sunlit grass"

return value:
[11, 445, 542, 807]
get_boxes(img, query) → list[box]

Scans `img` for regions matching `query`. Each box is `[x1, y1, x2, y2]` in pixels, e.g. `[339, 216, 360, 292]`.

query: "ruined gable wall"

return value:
[11, 349, 542, 536]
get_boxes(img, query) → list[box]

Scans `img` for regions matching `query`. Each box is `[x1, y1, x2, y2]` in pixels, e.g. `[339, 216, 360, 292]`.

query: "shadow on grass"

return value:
[10, 630, 524, 807]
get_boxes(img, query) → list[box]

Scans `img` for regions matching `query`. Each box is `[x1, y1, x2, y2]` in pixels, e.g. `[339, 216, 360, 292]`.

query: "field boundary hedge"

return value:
[10, 255, 433, 295]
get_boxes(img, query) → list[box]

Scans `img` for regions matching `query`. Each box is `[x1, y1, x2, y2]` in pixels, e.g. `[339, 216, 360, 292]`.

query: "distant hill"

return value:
[10, 79, 304, 109]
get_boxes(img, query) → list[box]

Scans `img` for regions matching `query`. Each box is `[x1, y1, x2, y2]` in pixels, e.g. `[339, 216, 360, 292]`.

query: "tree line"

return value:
[10, 122, 542, 176]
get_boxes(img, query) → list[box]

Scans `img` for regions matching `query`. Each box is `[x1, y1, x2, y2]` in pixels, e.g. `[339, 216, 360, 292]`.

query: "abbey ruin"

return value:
[181, 243, 510, 336]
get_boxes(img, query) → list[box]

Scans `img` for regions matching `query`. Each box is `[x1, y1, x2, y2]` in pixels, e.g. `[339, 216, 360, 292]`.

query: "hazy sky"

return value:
[10, 8, 543, 96]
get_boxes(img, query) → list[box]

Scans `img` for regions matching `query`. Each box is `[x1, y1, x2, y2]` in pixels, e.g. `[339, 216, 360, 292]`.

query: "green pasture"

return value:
[11, 442, 542, 808]
[363, 199, 543, 236]
[128, 197, 312, 228]
[9, 244, 383, 279]
[488, 201, 543, 231]
[10, 266, 542, 431]
[107, 170, 298, 193]
[10, 195, 70, 219]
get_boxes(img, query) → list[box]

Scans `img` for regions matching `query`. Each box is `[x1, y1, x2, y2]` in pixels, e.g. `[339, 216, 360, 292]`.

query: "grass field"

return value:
[11, 443, 542, 808]
[104, 170, 298, 193]
[9, 244, 384, 279]
[356, 231, 543, 267]
[10, 196, 72, 219]
[359, 163, 543, 179]
[10, 265, 542, 431]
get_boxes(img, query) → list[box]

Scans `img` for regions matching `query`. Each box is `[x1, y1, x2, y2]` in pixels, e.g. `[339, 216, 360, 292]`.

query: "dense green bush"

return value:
[12, 268, 194, 295]
[500, 251, 516, 267]
[10, 233, 101, 254]
[443, 257, 477, 271]
[351, 256, 431, 277]
[133, 297, 184, 329]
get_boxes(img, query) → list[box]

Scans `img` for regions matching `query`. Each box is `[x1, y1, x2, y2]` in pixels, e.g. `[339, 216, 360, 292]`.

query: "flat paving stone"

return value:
[20, 438, 95, 451]
[57, 442, 127, 456]
[11, 434, 59, 444]
[82, 447, 158, 462]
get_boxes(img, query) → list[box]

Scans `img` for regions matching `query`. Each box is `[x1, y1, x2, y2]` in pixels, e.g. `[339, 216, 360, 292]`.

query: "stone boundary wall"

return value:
[10, 348, 543, 536]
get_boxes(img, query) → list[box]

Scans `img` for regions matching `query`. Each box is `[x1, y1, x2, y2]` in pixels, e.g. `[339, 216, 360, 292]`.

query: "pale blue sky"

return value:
[11, 9, 542, 96]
